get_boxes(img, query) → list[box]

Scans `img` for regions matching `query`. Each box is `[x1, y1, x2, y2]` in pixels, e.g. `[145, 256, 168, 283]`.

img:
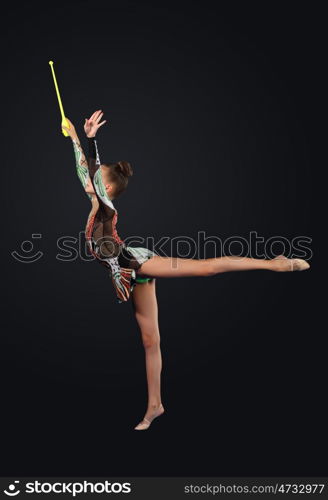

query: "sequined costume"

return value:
[71, 135, 155, 302]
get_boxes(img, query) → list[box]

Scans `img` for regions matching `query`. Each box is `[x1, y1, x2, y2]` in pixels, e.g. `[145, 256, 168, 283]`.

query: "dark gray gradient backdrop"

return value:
[1, 1, 324, 476]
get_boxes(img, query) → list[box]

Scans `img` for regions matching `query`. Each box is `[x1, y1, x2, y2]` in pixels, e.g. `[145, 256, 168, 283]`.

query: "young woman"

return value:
[62, 110, 310, 431]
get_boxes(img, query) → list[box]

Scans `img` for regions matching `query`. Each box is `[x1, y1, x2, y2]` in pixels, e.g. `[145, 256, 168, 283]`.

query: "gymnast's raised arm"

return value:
[83, 110, 115, 209]
[84, 110, 107, 179]
[62, 118, 93, 200]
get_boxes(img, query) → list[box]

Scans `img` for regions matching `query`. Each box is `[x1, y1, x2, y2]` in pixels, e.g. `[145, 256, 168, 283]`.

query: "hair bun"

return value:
[117, 161, 133, 177]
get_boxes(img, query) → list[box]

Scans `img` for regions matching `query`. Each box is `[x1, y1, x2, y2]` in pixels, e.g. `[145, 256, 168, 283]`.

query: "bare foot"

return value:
[134, 403, 165, 430]
[272, 255, 310, 272]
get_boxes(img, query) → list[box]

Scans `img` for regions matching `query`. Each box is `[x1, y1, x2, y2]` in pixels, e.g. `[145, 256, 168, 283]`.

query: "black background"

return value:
[1, 1, 325, 476]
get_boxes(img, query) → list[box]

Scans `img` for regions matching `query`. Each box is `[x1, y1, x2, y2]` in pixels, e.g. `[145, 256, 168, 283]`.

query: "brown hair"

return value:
[101, 161, 133, 198]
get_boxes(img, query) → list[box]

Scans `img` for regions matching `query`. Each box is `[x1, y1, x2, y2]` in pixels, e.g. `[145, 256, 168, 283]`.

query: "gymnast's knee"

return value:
[141, 332, 161, 349]
[196, 260, 217, 277]
[135, 313, 160, 347]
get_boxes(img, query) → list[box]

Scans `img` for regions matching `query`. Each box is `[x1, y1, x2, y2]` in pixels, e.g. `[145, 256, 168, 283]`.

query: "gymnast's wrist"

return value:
[87, 135, 96, 139]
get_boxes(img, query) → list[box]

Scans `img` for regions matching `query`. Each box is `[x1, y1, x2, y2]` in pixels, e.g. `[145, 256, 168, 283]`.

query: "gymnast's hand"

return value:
[61, 118, 78, 140]
[84, 110, 107, 138]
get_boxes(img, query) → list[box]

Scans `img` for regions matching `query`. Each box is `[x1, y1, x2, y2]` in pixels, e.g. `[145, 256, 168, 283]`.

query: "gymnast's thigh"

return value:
[137, 255, 208, 278]
[131, 278, 158, 321]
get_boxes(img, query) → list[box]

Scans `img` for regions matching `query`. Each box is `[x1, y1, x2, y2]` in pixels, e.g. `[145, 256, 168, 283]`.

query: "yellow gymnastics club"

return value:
[49, 60, 70, 137]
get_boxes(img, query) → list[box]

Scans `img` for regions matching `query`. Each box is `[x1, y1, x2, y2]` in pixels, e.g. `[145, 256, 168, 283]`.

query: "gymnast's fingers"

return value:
[95, 112, 104, 124]
[89, 111, 98, 122]
[97, 120, 107, 127]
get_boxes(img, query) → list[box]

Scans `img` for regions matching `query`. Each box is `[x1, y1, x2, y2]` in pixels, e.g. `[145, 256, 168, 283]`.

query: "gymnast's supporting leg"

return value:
[131, 279, 164, 430]
[137, 254, 310, 279]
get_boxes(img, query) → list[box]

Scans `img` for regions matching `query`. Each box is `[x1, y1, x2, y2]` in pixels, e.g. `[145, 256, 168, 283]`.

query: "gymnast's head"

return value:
[100, 161, 133, 200]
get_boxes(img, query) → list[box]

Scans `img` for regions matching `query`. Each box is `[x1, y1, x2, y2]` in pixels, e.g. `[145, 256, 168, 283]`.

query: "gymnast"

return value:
[62, 110, 309, 431]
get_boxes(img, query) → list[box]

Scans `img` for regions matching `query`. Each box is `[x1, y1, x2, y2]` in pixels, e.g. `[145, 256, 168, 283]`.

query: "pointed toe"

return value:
[292, 259, 310, 271]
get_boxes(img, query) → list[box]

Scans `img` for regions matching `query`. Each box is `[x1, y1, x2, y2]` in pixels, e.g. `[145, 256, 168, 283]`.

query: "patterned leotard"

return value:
[71, 135, 155, 302]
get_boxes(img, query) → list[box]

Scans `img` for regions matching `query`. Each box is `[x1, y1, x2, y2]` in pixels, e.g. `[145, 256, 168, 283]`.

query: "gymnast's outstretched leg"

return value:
[137, 254, 310, 279]
[131, 279, 165, 430]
